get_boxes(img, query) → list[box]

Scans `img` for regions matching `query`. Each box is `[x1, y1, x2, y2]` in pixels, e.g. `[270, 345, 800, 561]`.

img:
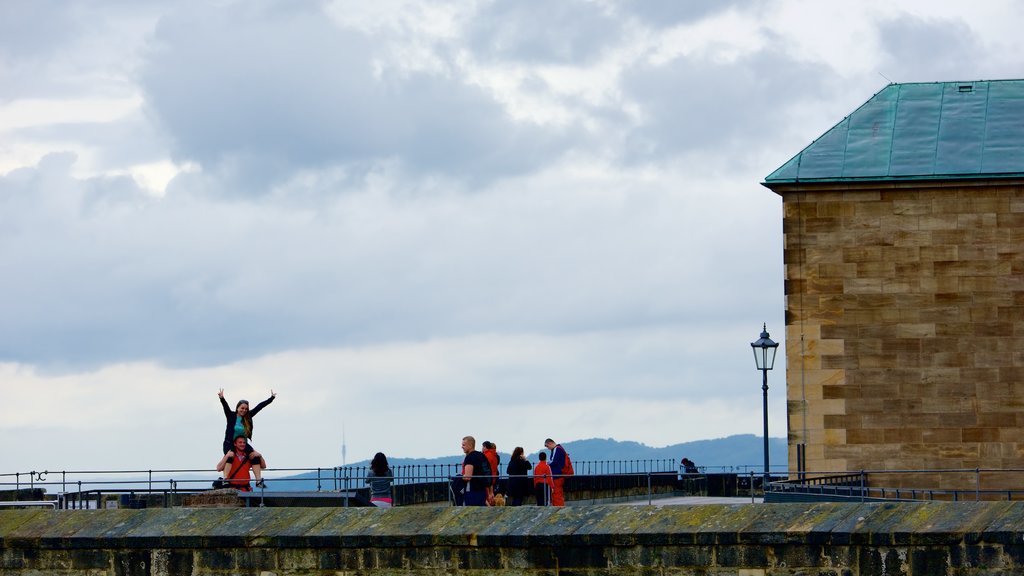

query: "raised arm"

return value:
[248, 389, 277, 417]
[219, 389, 231, 417]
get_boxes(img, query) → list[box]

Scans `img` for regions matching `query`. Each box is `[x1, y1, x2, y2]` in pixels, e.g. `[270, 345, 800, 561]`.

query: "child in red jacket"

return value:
[533, 451, 553, 506]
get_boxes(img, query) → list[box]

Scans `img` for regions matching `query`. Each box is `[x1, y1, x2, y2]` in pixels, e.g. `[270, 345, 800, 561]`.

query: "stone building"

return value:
[762, 80, 1024, 490]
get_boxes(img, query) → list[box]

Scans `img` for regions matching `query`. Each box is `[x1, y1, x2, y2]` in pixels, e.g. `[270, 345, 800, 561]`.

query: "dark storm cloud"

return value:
[139, 3, 572, 193]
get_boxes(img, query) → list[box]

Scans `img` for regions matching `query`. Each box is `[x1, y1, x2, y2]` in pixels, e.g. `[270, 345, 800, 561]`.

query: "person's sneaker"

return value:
[255, 479, 267, 489]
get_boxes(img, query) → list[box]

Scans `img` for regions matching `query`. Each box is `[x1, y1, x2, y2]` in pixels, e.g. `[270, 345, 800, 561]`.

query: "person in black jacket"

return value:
[460, 435, 491, 506]
[505, 446, 533, 506]
[219, 389, 275, 478]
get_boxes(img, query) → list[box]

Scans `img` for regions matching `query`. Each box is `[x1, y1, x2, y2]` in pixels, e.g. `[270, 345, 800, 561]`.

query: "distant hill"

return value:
[560, 435, 787, 471]
[343, 434, 787, 470]
[270, 435, 786, 491]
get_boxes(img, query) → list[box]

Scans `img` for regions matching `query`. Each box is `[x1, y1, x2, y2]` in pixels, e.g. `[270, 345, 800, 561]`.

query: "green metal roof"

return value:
[764, 80, 1024, 184]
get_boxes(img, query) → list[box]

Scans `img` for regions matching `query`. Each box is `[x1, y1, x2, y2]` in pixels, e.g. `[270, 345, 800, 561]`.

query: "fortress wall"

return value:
[4, 502, 1024, 575]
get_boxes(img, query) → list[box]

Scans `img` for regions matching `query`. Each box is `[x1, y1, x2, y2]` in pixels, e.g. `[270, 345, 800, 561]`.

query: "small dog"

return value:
[492, 493, 506, 507]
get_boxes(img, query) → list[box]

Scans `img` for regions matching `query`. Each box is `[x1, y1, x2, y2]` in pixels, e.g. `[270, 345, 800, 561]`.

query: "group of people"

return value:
[211, 390, 575, 508]
[455, 436, 572, 507]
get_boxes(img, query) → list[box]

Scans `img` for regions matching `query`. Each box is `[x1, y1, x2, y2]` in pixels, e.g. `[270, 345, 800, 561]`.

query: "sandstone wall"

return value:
[777, 181, 1024, 487]
[4, 502, 1024, 575]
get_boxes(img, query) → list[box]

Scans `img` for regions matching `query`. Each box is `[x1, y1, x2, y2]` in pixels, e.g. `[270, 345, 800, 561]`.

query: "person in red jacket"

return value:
[533, 451, 553, 505]
[216, 435, 266, 491]
[482, 441, 500, 503]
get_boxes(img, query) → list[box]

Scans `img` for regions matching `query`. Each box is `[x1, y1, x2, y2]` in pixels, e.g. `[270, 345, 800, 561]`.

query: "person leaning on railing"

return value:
[460, 436, 492, 506]
[545, 438, 568, 507]
[506, 447, 533, 506]
[366, 452, 394, 508]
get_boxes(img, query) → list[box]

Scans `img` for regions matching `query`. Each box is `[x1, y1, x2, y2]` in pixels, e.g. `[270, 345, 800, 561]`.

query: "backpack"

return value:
[559, 446, 575, 476]
[469, 452, 492, 491]
[480, 455, 492, 482]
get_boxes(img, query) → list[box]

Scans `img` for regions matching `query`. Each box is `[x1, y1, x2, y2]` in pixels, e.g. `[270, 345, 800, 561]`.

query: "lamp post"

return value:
[750, 324, 779, 487]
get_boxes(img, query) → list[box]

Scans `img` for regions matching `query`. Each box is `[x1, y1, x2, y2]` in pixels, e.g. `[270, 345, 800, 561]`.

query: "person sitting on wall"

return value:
[681, 457, 698, 474]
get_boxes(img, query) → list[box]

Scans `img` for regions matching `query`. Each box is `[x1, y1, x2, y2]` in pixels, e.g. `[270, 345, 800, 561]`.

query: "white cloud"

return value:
[0, 96, 142, 131]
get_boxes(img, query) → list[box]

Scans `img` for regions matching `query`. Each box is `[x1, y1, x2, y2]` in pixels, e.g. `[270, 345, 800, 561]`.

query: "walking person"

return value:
[533, 451, 552, 506]
[366, 452, 394, 508]
[218, 389, 275, 475]
[545, 438, 570, 507]
[505, 446, 532, 506]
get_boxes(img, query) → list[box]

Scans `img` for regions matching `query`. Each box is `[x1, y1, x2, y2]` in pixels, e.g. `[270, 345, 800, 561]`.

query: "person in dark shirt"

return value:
[366, 452, 394, 507]
[460, 436, 491, 506]
[506, 446, 533, 506]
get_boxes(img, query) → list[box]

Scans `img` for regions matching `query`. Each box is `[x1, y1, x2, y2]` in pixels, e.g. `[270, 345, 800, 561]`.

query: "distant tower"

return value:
[341, 422, 347, 467]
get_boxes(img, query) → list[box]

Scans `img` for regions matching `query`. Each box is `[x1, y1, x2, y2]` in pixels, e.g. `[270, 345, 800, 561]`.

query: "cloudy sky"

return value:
[2, 0, 1022, 474]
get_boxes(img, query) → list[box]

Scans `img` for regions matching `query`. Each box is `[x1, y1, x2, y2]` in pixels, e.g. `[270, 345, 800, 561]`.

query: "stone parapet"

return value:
[4, 502, 1024, 574]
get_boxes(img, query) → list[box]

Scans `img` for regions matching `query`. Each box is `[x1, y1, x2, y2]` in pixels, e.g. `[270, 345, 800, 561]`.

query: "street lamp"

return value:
[750, 324, 779, 487]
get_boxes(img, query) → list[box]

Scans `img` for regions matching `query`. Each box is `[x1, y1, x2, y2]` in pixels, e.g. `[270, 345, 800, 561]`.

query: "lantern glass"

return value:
[750, 325, 779, 371]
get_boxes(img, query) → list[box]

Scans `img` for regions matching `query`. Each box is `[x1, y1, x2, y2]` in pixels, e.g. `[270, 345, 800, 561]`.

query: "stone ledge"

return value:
[182, 488, 245, 508]
[2, 501, 1024, 550]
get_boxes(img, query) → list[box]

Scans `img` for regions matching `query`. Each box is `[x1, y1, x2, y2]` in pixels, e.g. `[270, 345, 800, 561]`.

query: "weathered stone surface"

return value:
[181, 488, 244, 508]
[4, 502, 1024, 574]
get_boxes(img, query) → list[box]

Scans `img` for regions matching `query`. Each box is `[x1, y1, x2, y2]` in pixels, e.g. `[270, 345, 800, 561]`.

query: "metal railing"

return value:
[0, 459, 691, 509]
[765, 468, 1024, 503]
[0, 501, 57, 509]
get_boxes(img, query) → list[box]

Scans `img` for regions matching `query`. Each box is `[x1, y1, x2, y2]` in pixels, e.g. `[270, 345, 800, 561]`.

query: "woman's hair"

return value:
[538, 451, 547, 461]
[370, 452, 390, 476]
[236, 400, 249, 409]
[511, 446, 524, 460]
[482, 441, 494, 450]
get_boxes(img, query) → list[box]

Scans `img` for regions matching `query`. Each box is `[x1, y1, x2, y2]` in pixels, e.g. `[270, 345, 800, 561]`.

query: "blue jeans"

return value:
[463, 490, 487, 506]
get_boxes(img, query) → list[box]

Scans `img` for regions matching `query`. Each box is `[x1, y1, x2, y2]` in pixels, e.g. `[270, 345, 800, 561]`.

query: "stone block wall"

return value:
[776, 180, 1024, 487]
[4, 502, 1024, 575]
